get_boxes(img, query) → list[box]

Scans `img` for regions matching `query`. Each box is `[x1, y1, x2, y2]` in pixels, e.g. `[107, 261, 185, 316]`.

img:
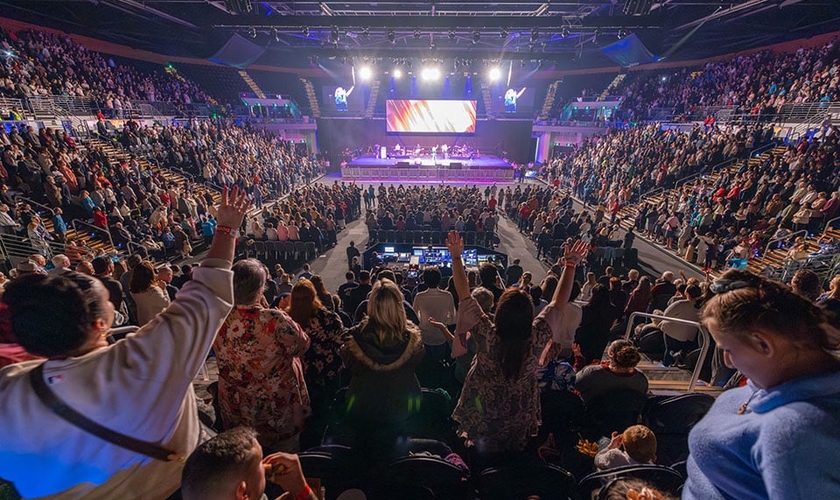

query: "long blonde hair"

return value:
[366, 278, 409, 343]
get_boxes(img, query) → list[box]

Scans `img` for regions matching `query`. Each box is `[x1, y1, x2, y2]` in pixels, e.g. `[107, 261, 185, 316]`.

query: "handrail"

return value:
[624, 311, 711, 393]
[13, 196, 55, 218]
[749, 141, 779, 159]
[638, 186, 665, 204]
[762, 229, 807, 262]
[823, 216, 840, 236]
[71, 219, 115, 251]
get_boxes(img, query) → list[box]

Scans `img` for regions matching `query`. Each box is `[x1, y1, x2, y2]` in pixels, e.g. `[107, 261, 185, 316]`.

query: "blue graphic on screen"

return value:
[334, 86, 354, 111]
[504, 87, 527, 113]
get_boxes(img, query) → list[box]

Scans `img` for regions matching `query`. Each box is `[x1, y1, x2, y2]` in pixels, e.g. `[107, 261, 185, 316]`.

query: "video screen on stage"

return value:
[322, 86, 364, 112]
[386, 100, 477, 133]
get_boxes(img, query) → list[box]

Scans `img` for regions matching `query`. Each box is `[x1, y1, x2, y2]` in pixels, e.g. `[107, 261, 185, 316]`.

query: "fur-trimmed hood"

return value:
[342, 320, 424, 372]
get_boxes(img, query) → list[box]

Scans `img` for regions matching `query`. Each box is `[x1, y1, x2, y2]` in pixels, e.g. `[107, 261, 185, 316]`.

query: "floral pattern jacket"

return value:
[213, 305, 310, 449]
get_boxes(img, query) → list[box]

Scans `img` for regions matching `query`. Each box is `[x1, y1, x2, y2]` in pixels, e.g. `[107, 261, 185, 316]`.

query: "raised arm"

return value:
[551, 240, 588, 306]
[517, 87, 527, 98]
[445, 230, 470, 302]
[346, 86, 355, 96]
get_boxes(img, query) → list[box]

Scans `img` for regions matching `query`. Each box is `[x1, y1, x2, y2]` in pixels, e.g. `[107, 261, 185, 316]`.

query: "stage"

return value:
[340, 155, 515, 182]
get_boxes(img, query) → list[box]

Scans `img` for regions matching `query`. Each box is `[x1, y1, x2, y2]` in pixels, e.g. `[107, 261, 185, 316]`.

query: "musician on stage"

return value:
[441, 143, 449, 160]
[432, 145, 438, 163]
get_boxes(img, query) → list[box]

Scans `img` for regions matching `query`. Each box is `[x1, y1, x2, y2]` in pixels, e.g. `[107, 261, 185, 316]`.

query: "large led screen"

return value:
[386, 100, 477, 133]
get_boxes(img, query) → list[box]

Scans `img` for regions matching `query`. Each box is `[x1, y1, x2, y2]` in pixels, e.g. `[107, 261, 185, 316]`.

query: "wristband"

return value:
[565, 261, 578, 268]
[295, 483, 313, 500]
[215, 225, 239, 238]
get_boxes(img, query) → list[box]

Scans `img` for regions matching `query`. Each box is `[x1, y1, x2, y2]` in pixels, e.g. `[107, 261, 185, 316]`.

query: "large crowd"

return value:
[613, 38, 840, 122]
[1, 19, 840, 500]
[0, 27, 211, 111]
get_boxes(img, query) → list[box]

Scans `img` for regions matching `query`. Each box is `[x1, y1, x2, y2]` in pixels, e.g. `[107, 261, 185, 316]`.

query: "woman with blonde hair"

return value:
[340, 278, 424, 428]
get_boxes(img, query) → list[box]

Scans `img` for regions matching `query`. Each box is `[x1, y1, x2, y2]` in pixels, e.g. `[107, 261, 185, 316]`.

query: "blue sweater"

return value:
[684, 370, 840, 500]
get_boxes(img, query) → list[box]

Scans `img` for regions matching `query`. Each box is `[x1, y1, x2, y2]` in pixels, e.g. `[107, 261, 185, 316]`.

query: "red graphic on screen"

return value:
[386, 100, 477, 133]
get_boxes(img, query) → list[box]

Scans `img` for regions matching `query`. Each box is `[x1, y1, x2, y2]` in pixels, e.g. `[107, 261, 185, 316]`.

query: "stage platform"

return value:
[341, 155, 515, 182]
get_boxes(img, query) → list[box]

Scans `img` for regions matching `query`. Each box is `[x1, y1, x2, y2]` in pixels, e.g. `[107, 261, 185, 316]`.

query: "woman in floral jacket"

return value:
[214, 258, 310, 453]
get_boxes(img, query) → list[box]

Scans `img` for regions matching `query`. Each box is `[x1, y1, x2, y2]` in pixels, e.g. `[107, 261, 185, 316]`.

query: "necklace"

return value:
[737, 390, 760, 415]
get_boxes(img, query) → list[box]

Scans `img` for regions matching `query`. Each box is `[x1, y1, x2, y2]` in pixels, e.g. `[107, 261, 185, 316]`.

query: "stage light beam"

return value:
[359, 66, 373, 81]
[421, 67, 440, 81]
[488, 67, 502, 81]
[393, 68, 402, 79]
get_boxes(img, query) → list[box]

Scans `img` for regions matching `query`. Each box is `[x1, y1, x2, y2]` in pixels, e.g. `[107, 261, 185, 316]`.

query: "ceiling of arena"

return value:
[3, 0, 840, 68]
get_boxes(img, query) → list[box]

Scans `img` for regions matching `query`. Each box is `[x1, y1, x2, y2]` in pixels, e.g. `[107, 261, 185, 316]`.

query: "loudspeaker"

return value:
[396, 161, 410, 168]
[623, 0, 653, 16]
[450, 162, 463, 170]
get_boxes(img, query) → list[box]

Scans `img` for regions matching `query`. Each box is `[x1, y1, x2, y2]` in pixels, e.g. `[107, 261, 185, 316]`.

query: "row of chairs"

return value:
[370, 229, 496, 247]
[285, 444, 685, 500]
[239, 239, 318, 262]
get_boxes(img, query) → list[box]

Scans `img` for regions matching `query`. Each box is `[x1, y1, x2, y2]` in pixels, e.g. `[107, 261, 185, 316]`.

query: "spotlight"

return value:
[618, 29, 628, 39]
[302, 27, 310, 37]
[393, 68, 402, 79]
[362, 26, 370, 38]
[500, 28, 508, 38]
[421, 67, 440, 81]
[330, 26, 339, 43]
[414, 29, 422, 39]
[488, 67, 501, 81]
[530, 28, 539, 43]
[593, 28, 601, 44]
[272, 28, 280, 42]
[359, 66, 373, 80]
[448, 30, 456, 40]
[561, 27, 569, 38]
[387, 30, 396, 44]
[248, 28, 257, 39]
[472, 31, 480, 44]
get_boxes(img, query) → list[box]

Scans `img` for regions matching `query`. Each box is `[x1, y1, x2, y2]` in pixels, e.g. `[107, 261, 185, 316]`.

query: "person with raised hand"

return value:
[0, 186, 250, 500]
[445, 230, 589, 458]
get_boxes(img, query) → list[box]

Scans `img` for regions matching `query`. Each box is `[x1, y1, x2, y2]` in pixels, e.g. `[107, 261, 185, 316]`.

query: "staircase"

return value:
[599, 74, 626, 100]
[612, 143, 789, 278]
[300, 78, 321, 118]
[86, 138, 221, 209]
[539, 80, 562, 120]
[364, 80, 380, 118]
[238, 71, 266, 99]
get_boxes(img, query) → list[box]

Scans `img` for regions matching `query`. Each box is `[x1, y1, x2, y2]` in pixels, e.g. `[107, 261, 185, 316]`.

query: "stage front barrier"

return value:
[342, 165, 514, 182]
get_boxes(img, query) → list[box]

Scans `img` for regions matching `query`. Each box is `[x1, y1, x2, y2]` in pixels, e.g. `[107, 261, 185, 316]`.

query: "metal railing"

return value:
[14, 197, 55, 219]
[71, 219, 115, 251]
[823, 216, 840, 235]
[624, 312, 711, 393]
[762, 229, 807, 262]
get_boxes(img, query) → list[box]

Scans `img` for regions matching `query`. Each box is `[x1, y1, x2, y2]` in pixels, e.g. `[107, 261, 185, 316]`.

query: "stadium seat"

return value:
[579, 464, 684, 498]
[305, 241, 318, 260]
[295, 241, 307, 261]
[478, 462, 577, 500]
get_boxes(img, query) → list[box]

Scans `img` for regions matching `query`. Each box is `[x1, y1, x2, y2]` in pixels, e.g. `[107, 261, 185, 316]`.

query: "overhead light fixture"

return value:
[359, 66, 373, 80]
[488, 67, 501, 81]
[272, 28, 280, 42]
[421, 67, 440, 81]
[472, 31, 480, 44]
[448, 30, 456, 40]
[500, 28, 509, 38]
[530, 28, 539, 43]
[618, 29, 628, 39]
[302, 27, 310, 37]
[561, 27, 569, 38]
[248, 28, 257, 38]
[362, 26, 370, 38]
[387, 30, 396, 44]
[330, 26, 339, 43]
[393, 68, 402, 79]
[414, 29, 422, 39]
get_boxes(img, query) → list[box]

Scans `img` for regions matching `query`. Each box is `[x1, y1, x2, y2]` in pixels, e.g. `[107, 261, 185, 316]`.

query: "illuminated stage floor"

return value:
[341, 155, 515, 182]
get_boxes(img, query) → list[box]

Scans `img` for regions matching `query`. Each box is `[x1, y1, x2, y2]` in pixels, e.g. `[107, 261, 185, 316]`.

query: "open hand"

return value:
[215, 185, 251, 229]
[560, 239, 589, 267]
[445, 230, 465, 256]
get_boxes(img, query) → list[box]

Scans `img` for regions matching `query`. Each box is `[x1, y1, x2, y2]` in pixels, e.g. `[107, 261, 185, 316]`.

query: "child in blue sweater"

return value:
[684, 270, 840, 500]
